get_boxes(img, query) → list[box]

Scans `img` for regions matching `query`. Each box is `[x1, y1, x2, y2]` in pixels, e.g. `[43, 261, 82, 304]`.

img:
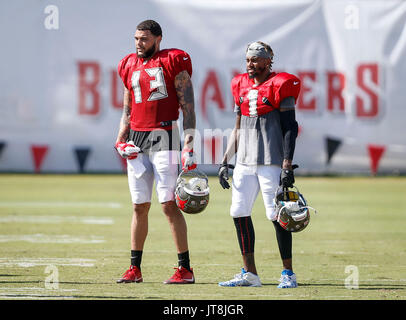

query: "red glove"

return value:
[115, 141, 140, 160]
[181, 148, 197, 171]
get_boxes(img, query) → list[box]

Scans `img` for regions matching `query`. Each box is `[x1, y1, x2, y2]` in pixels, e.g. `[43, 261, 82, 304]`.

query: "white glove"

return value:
[115, 141, 140, 160]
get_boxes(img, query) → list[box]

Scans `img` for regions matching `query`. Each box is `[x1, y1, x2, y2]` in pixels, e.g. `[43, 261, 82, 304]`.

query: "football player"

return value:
[218, 41, 300, 288]
[115, 20, 196, 284]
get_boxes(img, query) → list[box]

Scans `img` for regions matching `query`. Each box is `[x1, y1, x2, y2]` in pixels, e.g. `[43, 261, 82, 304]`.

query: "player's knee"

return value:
[161, 200, 180, 217]
[132, 202, 151, 217]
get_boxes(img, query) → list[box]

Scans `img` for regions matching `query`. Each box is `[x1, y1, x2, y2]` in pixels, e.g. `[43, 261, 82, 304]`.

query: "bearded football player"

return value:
[114, 20, 197, 284]
[218, 41, 300, 288]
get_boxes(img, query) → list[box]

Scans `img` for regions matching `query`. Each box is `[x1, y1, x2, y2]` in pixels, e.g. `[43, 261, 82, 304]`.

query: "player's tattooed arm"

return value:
[175, 70, 196, 150]
[221, 111, 241, 164]
[115, 87, 132, 144]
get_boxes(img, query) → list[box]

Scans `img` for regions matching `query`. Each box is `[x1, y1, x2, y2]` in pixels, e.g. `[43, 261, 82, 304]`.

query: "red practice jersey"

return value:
[118, 49, 192, 131]
[231, 72, 301, 117]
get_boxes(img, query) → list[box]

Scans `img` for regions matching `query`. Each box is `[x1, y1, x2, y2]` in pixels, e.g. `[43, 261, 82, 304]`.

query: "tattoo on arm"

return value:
[115, 87, 131, 143]
[175, 70, 196, 149]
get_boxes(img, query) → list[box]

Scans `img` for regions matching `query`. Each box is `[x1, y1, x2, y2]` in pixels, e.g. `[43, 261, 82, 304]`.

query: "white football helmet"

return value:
[175, 169, 210, 214]
[274, 185, 317, 232]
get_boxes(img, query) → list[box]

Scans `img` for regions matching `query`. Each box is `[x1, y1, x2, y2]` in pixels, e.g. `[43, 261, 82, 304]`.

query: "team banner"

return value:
[0, 0, 405, 174]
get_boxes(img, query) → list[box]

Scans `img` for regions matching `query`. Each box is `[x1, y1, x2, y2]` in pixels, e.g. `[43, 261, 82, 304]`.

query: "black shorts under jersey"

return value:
[127, 127, 181, 154]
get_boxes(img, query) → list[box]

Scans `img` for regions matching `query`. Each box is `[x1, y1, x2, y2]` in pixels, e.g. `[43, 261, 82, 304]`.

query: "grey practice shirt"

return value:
[235, 97, 295, 166]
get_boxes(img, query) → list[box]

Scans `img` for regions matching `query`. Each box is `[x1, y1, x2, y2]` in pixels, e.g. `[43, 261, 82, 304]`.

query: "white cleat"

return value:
[218, 268, 262, 287]
[277, 269, 297, 288]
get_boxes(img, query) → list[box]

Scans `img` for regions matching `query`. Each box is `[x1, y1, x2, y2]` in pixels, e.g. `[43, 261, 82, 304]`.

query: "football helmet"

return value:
[274, 185, 316, 232]
[175, 169, 210, 214]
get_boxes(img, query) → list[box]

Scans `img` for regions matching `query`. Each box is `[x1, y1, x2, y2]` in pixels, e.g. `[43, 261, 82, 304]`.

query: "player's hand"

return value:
[181, 148, 197, 171]
[218, 163, 235, 189]
[115, 141, 140, 160]
[280, 164, 299, 188]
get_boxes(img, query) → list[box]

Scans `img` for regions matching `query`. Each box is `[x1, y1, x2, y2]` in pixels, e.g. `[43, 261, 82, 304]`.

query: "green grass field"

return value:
[0, 174, 405, 300]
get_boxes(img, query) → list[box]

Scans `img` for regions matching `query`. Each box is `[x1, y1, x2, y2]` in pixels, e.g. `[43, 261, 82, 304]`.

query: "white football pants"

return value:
[230, 163, 281, 221]
[127, 150, 179, 204]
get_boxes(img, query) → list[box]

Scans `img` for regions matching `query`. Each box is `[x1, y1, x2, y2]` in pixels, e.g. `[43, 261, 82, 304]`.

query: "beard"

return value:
[137, 43, 156, 59]
[247, 65, 267, 79]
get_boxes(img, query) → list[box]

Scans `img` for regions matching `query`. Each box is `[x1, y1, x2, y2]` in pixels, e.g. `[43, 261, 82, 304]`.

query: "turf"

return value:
[0, 174, 405, 300]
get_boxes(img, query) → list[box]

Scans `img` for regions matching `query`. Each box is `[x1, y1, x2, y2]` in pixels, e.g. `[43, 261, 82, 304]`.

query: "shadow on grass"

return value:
[0, 280, 42, 284]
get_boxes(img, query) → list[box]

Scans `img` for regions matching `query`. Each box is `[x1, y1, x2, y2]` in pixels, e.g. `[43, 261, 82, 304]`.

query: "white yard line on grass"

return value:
[0, 215, 114, 225]
[298, 278, 406, 282]
[0, 234, 105, 244]
[0, 287, 78, 300]
[0, 258, 96, 267]
[0, 201, 122, 208]
[0, 287, 78, 292]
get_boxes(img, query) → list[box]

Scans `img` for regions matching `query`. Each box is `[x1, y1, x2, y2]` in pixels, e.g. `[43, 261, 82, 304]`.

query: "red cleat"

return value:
[163, 266, 195, 284]
[116, 265, 143, 283]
